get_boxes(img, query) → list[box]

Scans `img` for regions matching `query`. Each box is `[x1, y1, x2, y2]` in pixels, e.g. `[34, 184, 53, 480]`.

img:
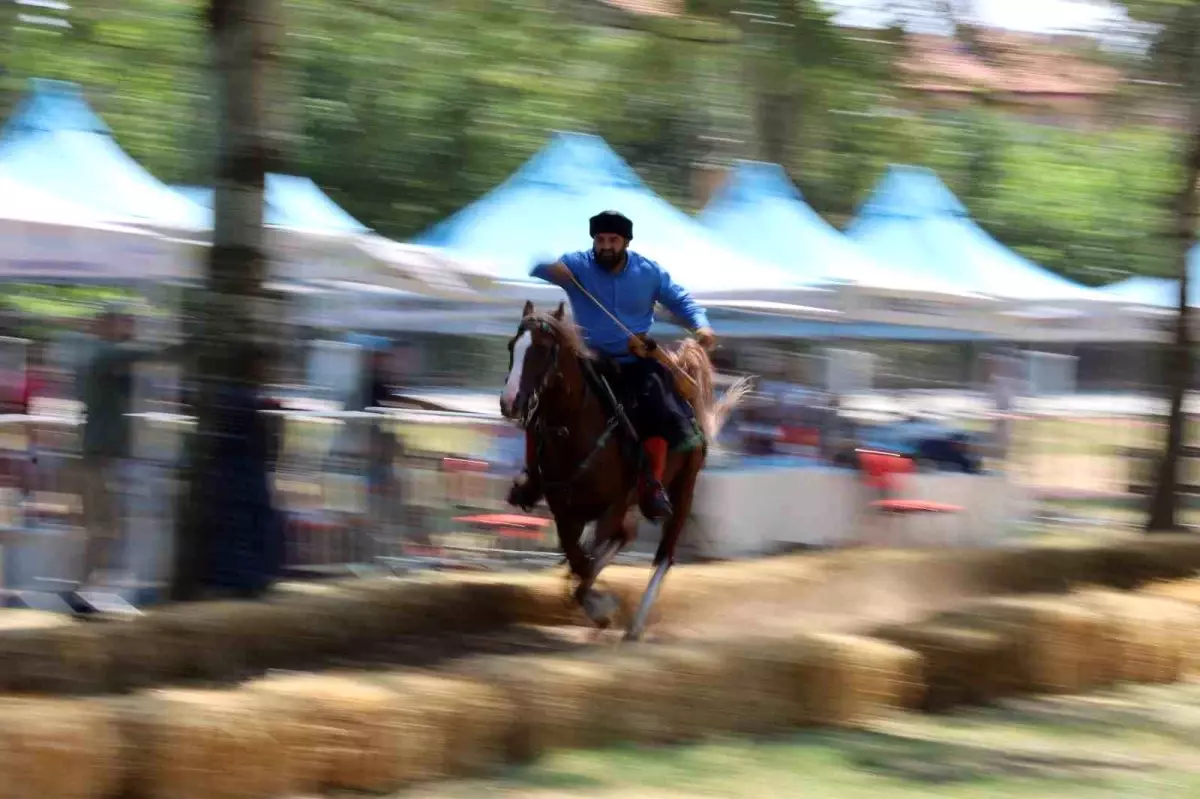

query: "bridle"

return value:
[510, 317, 561, 428]
[509, 316, 619, 497]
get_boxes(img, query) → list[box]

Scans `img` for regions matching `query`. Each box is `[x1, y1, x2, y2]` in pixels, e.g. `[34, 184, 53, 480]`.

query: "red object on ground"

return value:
[441, 457, 489, 473]
[871, 499, 964, 514]
[452, 513, 551, 528]
[453, 512, 551, 541]
[857, 449, 915, 491]
[856, 448, 963, 516]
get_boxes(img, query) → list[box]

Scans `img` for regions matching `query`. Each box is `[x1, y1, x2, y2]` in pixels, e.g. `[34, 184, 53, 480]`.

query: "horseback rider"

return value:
[507, 210, 717, 521]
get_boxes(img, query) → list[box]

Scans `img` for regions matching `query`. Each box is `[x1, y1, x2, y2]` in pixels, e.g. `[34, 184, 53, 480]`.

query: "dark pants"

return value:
[611, 358, 695, 449]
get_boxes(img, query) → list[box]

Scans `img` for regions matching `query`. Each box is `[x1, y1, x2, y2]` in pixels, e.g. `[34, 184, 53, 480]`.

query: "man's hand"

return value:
[536, 261, 574, 287]
[695, 326, 717, 352]
[628, 335, 650, 358]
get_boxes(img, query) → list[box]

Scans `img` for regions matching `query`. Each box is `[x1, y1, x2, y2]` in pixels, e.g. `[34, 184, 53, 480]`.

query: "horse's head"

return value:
[500, 300, 572, 425]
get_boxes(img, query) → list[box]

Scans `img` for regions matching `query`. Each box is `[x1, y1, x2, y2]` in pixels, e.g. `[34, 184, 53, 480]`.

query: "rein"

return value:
[520, 317, 620, 497]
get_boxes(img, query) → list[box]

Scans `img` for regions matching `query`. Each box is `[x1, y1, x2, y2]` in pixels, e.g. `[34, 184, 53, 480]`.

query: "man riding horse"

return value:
[506, 210, 717, 522]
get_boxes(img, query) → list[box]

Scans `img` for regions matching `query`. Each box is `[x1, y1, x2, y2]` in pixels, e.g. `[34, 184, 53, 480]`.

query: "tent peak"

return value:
[855, 163, 968, 220]
[714, 160, 804, 204]
[517, 130, 645, 190]
[3, 78, 109, 139]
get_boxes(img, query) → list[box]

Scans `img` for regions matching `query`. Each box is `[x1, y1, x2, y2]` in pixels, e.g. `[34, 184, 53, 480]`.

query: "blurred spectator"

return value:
[202, 343, 284, 597]
[913, 432, 982, 474]
[988, 349, 1021, 464]
[78, 305, 175, 588]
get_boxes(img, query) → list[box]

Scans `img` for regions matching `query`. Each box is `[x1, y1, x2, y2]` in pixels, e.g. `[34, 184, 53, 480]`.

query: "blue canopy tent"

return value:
[847, 165, 1112, 304]
[177, 175, 499, 298]
[414, 131, 799, 296]
[1100, 245, 1200, 308]
[0, 79, 207, 233]
[699, 161, 972, 299]
[0, 80, 489, 297]
[1100, 275, 1181, 307]
[174, 175, 369, 234]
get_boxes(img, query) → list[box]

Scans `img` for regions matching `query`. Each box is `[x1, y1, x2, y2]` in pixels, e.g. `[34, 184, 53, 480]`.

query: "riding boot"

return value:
[506, 429, 543, 511]
[638, 437, 673, 521]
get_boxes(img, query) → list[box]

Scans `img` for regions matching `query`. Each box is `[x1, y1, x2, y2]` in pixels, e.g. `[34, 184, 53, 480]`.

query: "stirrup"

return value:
[639, 480, 672, 521]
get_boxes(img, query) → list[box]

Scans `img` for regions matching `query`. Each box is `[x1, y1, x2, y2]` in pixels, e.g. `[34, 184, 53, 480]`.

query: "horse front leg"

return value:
[627, 449, 702, 641]
[555, 515, 617, 629]
[573, 503, 634, 629]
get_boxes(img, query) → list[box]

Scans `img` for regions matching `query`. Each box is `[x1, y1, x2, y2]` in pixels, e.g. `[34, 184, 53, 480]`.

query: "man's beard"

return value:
[594, 247, 624, 271]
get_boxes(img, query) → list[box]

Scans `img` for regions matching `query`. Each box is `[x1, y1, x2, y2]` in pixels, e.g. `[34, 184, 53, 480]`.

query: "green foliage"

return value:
[0, 0, 1188, 283]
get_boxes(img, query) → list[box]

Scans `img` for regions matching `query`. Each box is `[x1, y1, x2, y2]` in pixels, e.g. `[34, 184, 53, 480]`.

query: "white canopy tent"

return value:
[0, 174, 181, 282]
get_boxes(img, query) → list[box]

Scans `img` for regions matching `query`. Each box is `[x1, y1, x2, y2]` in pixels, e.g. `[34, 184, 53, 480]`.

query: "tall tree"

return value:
[170, 0, 281, 598]
[1126, 0, 1200, 533]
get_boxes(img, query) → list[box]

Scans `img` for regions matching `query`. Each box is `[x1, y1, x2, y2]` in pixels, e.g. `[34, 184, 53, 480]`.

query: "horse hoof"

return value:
[581, 590, 620, 628]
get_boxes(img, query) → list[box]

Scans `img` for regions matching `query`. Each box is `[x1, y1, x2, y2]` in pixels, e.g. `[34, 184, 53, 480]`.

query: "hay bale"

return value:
[1074, 589, 1200, 684]
[1100, 536, 1200, 589]
[271, 575, 529, 644]
[610, 643, 757, 741]
[441, 573, 578, 631]
[246, 673, 406, 794]
[0, 615, 109, 694]
[777, 633, 922, 726]
[689, 634, 922, 730]
[451, 653, 622, 761]
[370, 671, 516, 780]
[0, 697, 122, 799]
[119, 688, 291, 799]
[874, 622, 1017, 711]
[646, 565, 814, 626]
[1141, 577, 1200, 606]
[116, 601, 291, 686]
[936, 596, 1108, 694]
[602, 634, 920, 740]
[971, 546, 1108, 595]
[580, 645, 685, 745]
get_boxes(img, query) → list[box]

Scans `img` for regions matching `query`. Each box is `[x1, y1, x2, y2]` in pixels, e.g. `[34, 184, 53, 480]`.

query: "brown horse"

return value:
[500, 301, 751, 639]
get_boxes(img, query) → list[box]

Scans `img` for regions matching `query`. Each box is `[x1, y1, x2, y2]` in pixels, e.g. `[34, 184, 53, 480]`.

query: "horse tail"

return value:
[669, 340, 754, 445]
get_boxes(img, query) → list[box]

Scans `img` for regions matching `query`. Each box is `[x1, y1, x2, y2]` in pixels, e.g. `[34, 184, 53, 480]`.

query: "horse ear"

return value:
[522, 300, 534, 318]
[552, 301, 565, 321]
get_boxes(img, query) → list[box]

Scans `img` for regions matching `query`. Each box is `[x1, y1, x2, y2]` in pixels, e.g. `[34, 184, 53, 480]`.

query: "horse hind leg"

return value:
[627, 449, 702, 641]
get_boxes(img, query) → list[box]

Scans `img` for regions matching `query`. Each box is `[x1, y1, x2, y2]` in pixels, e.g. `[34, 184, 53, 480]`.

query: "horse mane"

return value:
[530, 311, 594, 361]
[663, 339, 753, 445]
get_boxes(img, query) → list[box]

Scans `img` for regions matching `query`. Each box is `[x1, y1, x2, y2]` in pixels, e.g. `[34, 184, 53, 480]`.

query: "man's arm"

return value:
[532, 251, 590, 289]
[654, 267, 716, 348]
[530, 260, 573, 287]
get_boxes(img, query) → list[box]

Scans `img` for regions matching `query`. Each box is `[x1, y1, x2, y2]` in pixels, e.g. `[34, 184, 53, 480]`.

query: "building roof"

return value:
[896, 30, 1121, 97]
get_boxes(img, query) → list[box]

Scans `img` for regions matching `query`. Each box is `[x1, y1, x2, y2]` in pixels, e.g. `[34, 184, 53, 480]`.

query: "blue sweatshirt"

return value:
[532, 249, 710, 360]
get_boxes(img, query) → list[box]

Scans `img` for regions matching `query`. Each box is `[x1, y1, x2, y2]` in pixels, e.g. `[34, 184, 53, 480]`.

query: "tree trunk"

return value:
[170, 0, 282, 599]
[1146, 106, 1200, 533]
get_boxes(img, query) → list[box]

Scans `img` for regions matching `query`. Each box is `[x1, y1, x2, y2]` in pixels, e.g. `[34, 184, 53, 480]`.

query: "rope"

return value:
[563, 269, 700, 397]
[566, 272, 638, 340]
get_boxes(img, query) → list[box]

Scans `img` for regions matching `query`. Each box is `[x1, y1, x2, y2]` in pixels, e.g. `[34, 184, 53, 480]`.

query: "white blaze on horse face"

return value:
[503, 330, 533, 410]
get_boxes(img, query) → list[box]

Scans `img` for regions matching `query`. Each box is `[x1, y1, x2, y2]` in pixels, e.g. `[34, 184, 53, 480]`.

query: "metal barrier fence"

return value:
[0, 393, 1181, 592]
[0, 407, 577, 593]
